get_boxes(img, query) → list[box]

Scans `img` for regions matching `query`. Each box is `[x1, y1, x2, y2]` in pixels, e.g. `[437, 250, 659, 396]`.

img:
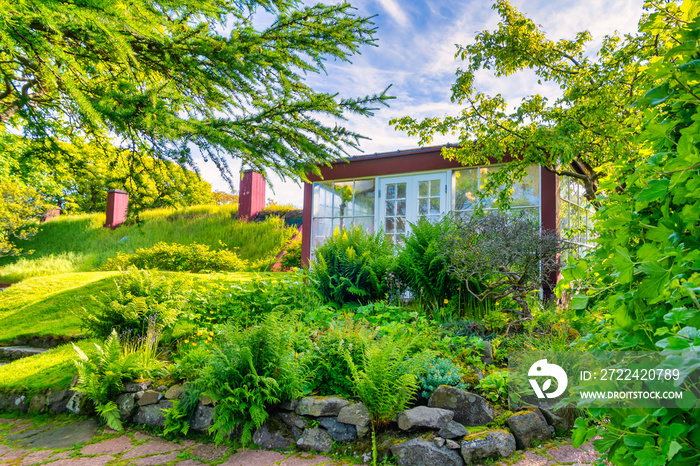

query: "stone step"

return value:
[0, 346, 49, 362]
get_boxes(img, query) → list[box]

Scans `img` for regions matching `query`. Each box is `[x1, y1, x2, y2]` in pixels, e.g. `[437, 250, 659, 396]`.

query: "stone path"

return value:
[0, 417, 357, 466]
[0, 416, 600, 466]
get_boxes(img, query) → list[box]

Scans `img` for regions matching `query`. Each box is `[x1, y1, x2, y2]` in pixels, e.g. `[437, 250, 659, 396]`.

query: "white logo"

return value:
[528, 359, 568, 399]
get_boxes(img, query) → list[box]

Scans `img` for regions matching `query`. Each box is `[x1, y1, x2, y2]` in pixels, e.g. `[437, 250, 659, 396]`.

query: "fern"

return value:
[76, 267, 186, 338]
[397, 217, 461, 309]
[195, 314, 309, 445]
[345, 339, 419, 428]
[309, 227, 395, 304]
[72, 330, 145, 431]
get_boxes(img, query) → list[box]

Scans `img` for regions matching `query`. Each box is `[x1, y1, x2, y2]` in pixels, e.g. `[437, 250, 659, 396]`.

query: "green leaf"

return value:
[637, 179, 670, 202]
[624, 434, 654, 448]
[570, 294, 589, 310]
[667, 440, 683, 461]
[641, 82, 674, 106]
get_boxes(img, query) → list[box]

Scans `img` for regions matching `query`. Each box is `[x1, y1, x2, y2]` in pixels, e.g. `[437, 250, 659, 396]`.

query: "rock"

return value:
[164, 384, 185, 400]
[438, 420, 467, 439]
[66, 391, 85, 414]
[191, 404, 215, 431]
[278, 399, 300, 411]
[29, 394, 46, 414]
[356, 424, 370, 438]
[460, 430, 516, 464]
[278, 412, 307, 430]
[156, 385, 167, 392]
[434, 437, 446, 448]
[479, 341, 494, 365]
[124, 381, 151, 392]
[428, 386, 493, 426]
[16, 419, 100, 449]
[138, 390, 161, 406]
[0, 393, 9, 411]
[134, 390, 144, 400]
[446, 439, 460, 450]
[200, 395, 214, 406]
[337, 402, 371, 427]
[253, 423, 295, 450]
[318, 417, 357, 442]
[390, 438, 463, 466]
[397, 406, 454, 431]
[297, 427, 333, 453]
[296, 396, 350, 417]
[132, 400, 173, 427]
[9, 393, 27, 412]
[507, 409, 551, 450]
[70, 374, 80, 388]
[540, 406, 575, 433]
[116, 393, 138, 421]
[47, 389, 73, 414]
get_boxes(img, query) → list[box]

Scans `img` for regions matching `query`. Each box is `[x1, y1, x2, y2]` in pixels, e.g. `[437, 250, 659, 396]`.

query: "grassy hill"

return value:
[0, 204, 297, 283]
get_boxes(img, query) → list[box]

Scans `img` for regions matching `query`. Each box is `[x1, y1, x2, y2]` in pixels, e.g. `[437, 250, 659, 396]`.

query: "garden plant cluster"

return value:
[68, 213, 588, 464]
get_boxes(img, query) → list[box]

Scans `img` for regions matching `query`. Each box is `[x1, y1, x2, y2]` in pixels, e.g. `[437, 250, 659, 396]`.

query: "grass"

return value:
[0, 204, 297, 283]
[0, 340, 97, 395]
[0, 271, 292, 344]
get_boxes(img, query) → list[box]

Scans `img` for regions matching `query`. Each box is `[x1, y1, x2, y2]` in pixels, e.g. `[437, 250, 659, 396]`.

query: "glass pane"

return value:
[397, 200, 406, 216]
[385, 218, 395, 233]
[386, 183, 396, 200]
[419, 198, 429, 216]
[312, 217, 333, 251]
[333, 181, 354, 217]
[454, 168, 478, 211]
[354, 179, 375, 217]
[385, 200, 395, 216]
[430, 180, 440, 196]
[480, 166, 501, 208]
[353, 216, 374, 233]
[397, 183, 406, 199]
[313, 181, 334, 217]
[418, 181, 429, 197]
[396, 217, 405, 233]
[430, 197, 440, 215]
[560, 202, 570, 234]
[512, 165, 540, 207]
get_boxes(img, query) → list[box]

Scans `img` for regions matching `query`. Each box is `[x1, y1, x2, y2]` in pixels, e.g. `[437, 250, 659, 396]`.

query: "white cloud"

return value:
[375, 0, 411, 27]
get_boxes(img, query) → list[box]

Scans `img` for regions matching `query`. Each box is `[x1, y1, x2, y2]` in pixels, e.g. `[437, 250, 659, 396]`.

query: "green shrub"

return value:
[309, 328, 367, 398]
[72, 331, 144, 431]
[397, 217, 461, 307]
[77, 268, 186, 338]
[102, 241, 248, 273]
[406, 352, 467, 399]
[278, 236, 302, 271]
[187, 274, 322, 328]
[309, 226, 395, 304]
[199, 314, 309, 445]
[476, 370, 508, 404]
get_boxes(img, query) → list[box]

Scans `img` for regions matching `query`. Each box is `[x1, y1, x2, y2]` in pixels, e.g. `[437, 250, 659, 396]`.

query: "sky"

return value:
[196, 0, 645, 208]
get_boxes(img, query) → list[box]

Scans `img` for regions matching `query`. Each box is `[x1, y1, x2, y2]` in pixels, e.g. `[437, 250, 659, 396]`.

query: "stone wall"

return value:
[0, 382, 573, 466]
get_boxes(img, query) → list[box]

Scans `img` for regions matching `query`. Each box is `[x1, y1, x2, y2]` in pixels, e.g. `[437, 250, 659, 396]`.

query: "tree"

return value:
[441, 212, 564, 328]
[391, 0, 680, 206]
[0, 0, 392, 185]
[0, 179, 47, 257]
[1, 134, 212, 213]
[561, 1, 700, 462]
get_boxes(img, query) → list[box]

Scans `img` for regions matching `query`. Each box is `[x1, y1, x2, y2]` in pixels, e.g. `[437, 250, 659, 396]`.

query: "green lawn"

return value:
[0, 340, 97, 395]
[0, 271, 291, 344]
[0, 204, 296, 283]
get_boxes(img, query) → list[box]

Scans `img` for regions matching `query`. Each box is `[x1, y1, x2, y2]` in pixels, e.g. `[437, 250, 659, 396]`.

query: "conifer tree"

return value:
[0, 0, 392, 184]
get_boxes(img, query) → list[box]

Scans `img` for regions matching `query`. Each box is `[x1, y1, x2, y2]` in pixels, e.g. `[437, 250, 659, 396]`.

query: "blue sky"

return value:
[197, 0, 644, 207]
